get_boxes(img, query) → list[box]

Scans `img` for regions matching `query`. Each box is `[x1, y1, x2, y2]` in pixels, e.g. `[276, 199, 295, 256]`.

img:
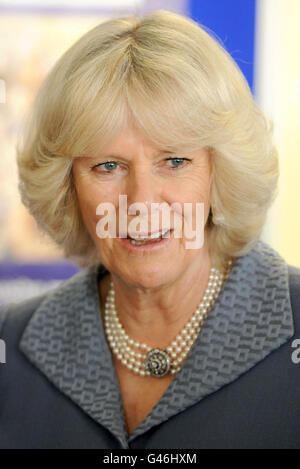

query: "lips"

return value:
[127, 229, 171, 241]
[120, 228, 174, 251]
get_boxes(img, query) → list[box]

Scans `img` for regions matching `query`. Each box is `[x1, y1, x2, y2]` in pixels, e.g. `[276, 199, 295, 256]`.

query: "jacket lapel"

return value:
[128, 240, 294, 440]
[19, 240, 294, 447]
[19, 264, 128, 448]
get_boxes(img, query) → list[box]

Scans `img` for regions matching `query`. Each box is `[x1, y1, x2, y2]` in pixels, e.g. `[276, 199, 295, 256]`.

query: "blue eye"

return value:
[94, 161, 119, 172]
[166, 158, 189, 169]
[92, 157, 190, 173]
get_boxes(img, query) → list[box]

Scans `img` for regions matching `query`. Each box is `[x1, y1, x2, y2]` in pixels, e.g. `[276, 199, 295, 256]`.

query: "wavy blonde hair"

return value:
[17, 10, 278, 271]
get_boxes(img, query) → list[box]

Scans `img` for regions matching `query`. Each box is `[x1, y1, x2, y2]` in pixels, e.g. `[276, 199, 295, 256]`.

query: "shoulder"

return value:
[0, 264, 99, 340]
[0, 274, 73, 339]
[287, 264, 300, 329]
[287, 263, 300, 293]
[0, 293, 49, 340]
[249, 240, 300, 312]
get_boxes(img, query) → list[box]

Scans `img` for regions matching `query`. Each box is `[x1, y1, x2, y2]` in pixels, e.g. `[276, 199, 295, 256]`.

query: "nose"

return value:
[124, 165, 169, 234]
[126, 166, 161, 209]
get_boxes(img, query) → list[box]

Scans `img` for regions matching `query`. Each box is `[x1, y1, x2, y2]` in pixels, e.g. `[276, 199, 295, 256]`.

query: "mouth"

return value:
[120, 228, 173, 251]
[127, 228, 171, 245]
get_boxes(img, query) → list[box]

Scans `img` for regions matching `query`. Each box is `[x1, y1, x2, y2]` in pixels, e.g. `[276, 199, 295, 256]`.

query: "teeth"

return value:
[129, 238, 161, 245]
[128, 229, 170, 241]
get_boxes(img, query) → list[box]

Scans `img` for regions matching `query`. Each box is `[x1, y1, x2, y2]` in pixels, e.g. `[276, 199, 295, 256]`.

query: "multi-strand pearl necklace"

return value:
[104, 261, 232, 378]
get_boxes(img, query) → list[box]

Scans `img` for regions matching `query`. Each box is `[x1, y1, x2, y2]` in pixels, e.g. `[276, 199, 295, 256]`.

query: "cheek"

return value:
[75, 181, 122, 248]
[175, 175, 211, 205]
[75, 182, 104, 232]
[173, 175, 211, 229]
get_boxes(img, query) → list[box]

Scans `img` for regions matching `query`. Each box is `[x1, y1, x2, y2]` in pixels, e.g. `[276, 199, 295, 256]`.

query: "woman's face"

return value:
[72, 124, 212, 288]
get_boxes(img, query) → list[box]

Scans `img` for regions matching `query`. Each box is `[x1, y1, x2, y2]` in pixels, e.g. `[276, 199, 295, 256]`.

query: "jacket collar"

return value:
[19, 240, 294, 448]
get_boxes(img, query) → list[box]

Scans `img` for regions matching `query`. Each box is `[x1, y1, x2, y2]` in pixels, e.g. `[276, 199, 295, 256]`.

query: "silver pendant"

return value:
[144, 348, 171, 377]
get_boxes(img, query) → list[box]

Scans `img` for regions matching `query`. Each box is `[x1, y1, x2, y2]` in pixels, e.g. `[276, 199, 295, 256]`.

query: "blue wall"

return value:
[188, 0, 256, 91]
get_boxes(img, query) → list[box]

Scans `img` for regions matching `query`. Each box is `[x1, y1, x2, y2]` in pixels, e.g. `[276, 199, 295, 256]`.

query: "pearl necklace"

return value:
[104, 261, 231, 378]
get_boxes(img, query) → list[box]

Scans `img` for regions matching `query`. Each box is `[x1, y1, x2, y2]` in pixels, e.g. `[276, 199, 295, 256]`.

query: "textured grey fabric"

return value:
[18, 240, 294, 449]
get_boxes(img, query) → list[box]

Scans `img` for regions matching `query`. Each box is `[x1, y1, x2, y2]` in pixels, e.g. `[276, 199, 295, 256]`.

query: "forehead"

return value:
[85, 117, 209, 162]
[100, 125, 158, 153]
[97, 126, 198, 160]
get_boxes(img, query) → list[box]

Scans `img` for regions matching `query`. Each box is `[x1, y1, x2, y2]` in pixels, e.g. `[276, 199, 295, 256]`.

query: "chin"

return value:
[124, 264, 177, 290]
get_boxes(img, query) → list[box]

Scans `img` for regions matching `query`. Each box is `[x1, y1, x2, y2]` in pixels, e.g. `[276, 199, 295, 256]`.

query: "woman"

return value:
[0, 10, 299, 449]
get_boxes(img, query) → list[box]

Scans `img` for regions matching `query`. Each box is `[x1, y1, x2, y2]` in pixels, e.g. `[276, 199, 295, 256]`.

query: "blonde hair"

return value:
[17, 9, 279, 271]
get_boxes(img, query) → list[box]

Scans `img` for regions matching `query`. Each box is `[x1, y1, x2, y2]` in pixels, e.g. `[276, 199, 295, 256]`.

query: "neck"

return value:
[98, 247, 214, 349]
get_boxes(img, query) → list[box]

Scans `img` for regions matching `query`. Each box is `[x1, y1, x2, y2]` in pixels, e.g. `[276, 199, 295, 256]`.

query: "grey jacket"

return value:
[0, 240, 300, 449]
